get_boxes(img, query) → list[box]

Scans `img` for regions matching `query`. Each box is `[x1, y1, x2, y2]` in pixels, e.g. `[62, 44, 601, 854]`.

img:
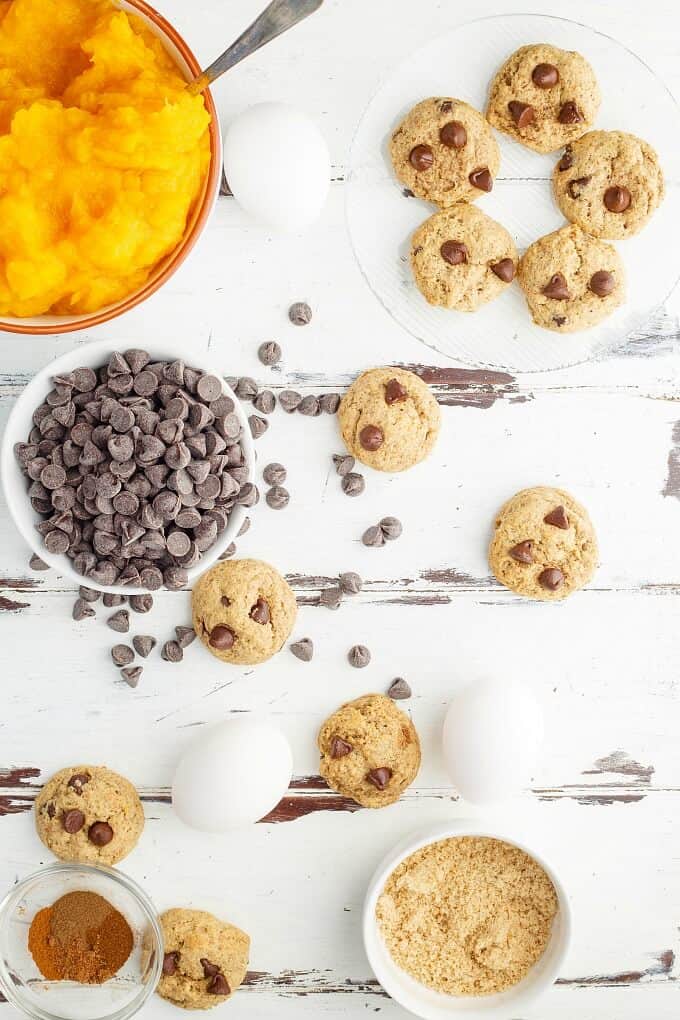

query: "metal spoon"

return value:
[188, 0, 324, 95]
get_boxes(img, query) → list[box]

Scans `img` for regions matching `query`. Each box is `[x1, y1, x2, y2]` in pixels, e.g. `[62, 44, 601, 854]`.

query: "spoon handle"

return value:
[189, 0, 324, 94]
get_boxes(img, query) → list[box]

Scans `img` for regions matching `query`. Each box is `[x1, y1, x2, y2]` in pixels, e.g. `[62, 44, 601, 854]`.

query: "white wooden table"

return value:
[1, 1, 679, 1017]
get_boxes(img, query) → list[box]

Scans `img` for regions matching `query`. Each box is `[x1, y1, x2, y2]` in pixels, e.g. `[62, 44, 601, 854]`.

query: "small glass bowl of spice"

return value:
[0, 862, 162, 1020]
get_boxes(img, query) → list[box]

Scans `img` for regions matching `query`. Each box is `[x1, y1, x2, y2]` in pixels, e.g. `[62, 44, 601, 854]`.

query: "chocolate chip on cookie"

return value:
[539, 568, 564, 591]
[359, 425, 384, 452]
[88, 821, 114, 847]
[250, 598, 270, 625]
[604, 185, 631, 213]
[209, 625, 235, 650]
[439, 120, 467, 148]
[532, 62, 559, 88]
[367, 767, 392, 791]
[558, 101, 583, 125]
[542, 273, 570, 300]
[469, 167, 492, 191]
[509, 540, 534, 564]
[440, 240, 468, 265]
[490, 258, 516, 283]
[589, 271, 616, 297]
[409, 144, 434, 171]
[384, 378, 407, 404]
[63, 809, 85, 833]
[544, 506, 569, 529]
[330, 736, 353, 759]
[508, 101, 534, 128]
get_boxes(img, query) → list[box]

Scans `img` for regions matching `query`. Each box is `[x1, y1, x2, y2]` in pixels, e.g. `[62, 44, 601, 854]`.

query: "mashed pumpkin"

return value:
[0, 0, 211, 316]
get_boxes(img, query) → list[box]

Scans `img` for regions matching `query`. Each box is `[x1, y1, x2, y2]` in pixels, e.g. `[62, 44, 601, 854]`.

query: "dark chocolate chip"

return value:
[604, 185, 631, 213]
[161, 640, 183, 663]
[542, 273, 570, 300]
[250, 598, 271, 625]
[163, 952, 179, 976]
[539, 567, 564, 591]
[288, 302, 312, 326]
[63, 809, 85, 833]
[133, 635, 156, 658]
[366, 767, 392, 791]
[207, 974, 230, 996]
[558, 101, 583, 124]
[469, 167, 492, 192]
[589, 270, 615, 297]
[201, 959, 221, 979]
[532, 62, 559, 88]
[67, 773, 91, 795]
[121, 666, 142, 688]
[567, 176, 591, 199]
[330, 736, 353, 759]
[387, 678, 412, 700]
[88, 821, 114, 846]
[439, 120, 467, 148]
[490, 258, 515, 283]
[544, 505, 569, 529]
[508, 100, 535, 128]
[509, 540, 534, 564]
[359, 425, 384, 452]
[409, 144, 434, 171]
[384, 379, 407, 404]
[557, 148, 573, 171]
[290, 638, 314, 662]
[209, 625, 235, 651]
[440, 240, 468, 266]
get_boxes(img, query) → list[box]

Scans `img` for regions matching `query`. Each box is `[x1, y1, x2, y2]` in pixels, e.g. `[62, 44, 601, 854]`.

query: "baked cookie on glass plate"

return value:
[486, 43, 600, 154]
[390, 97, 500, 206]
[552, 130, 664, 239]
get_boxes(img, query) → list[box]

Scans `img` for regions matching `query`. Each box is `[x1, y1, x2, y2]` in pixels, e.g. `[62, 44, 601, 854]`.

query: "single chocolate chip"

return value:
[558, 101, 583, 124]
[604, 185, 631, 213]
[111, 644, 134, 666]
[253, 391, 276, 415]
[348, 644, 371, 668]
[207, 974, 230, 996]
[359, 425, 384, 452]
[47, 803, 56, 819]
[163, 952, 179, 976]
[288, 302, 312, 326]
[164, 567, 189, 591]
[469, 167, 492, 192]
[263, 463, 286, 486]
[490, 258, 515, 283]
[558, 148, 573, 171]
[129, 594, 153, 613]
[330, 736, 352, 759]
[258, 341, 282, 366]
[266, 486, 290, 510]
[539, 567, 564, 591]
[121, 666, 142, 688]
[319, 393, 341, 414]
[103, 593, 126, 608]
[509, 540, 534, 564]
[339, 572, 362, 595]
[279, 390, 302, 413]
[249, 414, 268, 440]
[440, 240, 468, 266]
[542, 273, 570, 300]
[409, 144, 434, 171]
[553, 316, 566, 327]
[196, 375, 223, 403]
[384, 379, 407, 404]
[29, 554, 49, 571]
[544, 505, 569, 529]
[45, 530, 70, 555]
[133, 635, 157, 658]
[380, 516, 402, 541]
[508, 100, 535, 128]
[362, 524, 385, 548]
[73, 598, 96, 622]
[209, 625, 235, 651]
[333, 454, 355, 476]
[250, 598, 271, 625]
[161, 640, 183, 663]
[366, 767, 392, 791]
[341, 472, 365, 497]
[298, 395, 320, 417]
[387, 678, 412, 700]
[78, 586, 100, 603]
[567, 176, 591, 199]
[320, 586, 342, 611]
[589, 270, 615, 297]
[439, 120, 467, 148]
[201, 959, 221, 979]
[62, 809, 85, 833]
[532, 62, 559, 88]
[290, 638, 314, 662]
[107, 609, 130, 633]
[175, 627, 196, 649]
[67, 773, 91, 795]
[88, 821, 114, 846]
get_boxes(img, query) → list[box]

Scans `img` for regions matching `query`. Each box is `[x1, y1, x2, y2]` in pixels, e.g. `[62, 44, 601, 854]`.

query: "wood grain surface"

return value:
[1, 0, 680, 1017]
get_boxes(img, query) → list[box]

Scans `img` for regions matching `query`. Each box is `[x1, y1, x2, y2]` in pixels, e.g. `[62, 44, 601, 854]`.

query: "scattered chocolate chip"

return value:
[29, 554, 49, 571]
[366, 767, 392, 791]
[567, 176, 591, 199]
[290, 638, 314, 662]
[539, 567, 564, 591]
[298, 395, 320, 417]
[121, 666, 142, 688]
[319, 393, 341, 414]
[209, 625, 235, 651]
[589, 270, 615, 297]
[279, 390, 302, 413]
[409, 144, 434, 171]
[78, 586, 100, 603]
[111, 644, 134, 666]
[341, 472, 365, 497]
[509, 540, 534, 564]
[359, 425, 384, 452]
[88, 821, 114, 846]
[558, 101, 583, 124]
[333, 454, 355, 476]
[263, 463, 286, 486]
[490, 258, 515, 283]
[387, 678, 412, 700]
[542, 273, 570, 300]
[161, 640, 183, 662]
[348, 644, 371, 668]
[362, 524, 385, 548]
[440, 240, 468, 266]
[163, 952, 179, 976]
[175, 626, 196, 648]
[73, 598, 96, 622]
[330, 736, 353, 759]
[288, 302, 312, 326]
[67, 773, 91, 795]
[604, 185, 631, 213]
[557, 148, 573, 171]
[248, 414, 268, 440]
[250, 598, 271, 625]
[266, 486, 290, 510]
[129, 594, 153, 614]
[103, 594, 126, 608]
[107, 609, 130, 633]
[133, 635, 156, 658]
[207, 974, 230, 996]
[201, 959, 221, 979]
[380, 516, 402, 541]
[469, 167, 492, 192]
[258, 341, 282, 366]
[532, 62, 559, 88]
[320, 586, 342, 611]
[544, 505, 569, 529]
[508, 100, 535, 128]
[339, 571, 362, 595]
[439, 120, 467, 148]
[253, 391, 276, 415]
[235, 377, 258, 402]
[62, 809, 85, 833]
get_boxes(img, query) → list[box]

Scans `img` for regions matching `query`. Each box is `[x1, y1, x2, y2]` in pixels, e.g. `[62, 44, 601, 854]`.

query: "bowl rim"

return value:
[362, 821, 572, 1019]
[0, 337, 255, 595]
[0, 861, 164, 1020]
[0, 0, 222, 336]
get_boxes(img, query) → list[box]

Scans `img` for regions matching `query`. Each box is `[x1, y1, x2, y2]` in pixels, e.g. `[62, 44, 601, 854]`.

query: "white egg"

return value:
[223, 102, 330, 234]
[442, 678, 544, 804]
[172, 718, 293, 832]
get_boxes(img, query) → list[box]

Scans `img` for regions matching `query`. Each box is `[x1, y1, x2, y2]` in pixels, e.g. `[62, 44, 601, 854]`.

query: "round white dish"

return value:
[363, 821, 571, 1019]
[346, 13, 680, 372]
[0, 339, 254, 595]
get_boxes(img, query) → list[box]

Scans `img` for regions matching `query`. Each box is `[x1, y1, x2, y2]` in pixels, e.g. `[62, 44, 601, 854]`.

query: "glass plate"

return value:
[346, 13, 680, 372]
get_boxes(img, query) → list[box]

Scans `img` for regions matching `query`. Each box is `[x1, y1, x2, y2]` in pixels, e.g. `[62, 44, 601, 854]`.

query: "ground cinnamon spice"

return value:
[28, 891, 133, 984]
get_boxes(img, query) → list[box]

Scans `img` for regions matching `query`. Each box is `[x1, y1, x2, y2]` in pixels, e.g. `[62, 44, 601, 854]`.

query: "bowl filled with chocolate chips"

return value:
[1, 340, 255, 594]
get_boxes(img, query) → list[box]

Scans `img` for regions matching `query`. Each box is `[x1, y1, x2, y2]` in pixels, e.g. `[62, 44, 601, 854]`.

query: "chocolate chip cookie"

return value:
[411, 204, 518, 311]
[552, 130, 664, 239]
[338, 367, 440, 473]
[35, 765, 144, 865]
[518, 224, 625, 332]
[318, 694, 421, 808]
[486, 44, 600, 154]
[192, 559, 297, 666]
[390, 97, 500, 206]
[489, 486, 598, 601]
[157, 908, 249, 1010]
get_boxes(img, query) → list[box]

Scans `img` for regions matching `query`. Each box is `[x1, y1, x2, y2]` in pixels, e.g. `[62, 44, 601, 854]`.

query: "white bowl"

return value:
[0, 339, 255, 595]
[363, 822, 571, 1020]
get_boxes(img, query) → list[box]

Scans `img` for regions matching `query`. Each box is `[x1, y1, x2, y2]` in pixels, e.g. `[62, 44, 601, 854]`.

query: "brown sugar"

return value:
[376, 836, 558, 996]
[28, 891, 133, 984]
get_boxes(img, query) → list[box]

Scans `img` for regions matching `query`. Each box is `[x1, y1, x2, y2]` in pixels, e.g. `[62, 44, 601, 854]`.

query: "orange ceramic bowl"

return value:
[0, 0, 221, 337]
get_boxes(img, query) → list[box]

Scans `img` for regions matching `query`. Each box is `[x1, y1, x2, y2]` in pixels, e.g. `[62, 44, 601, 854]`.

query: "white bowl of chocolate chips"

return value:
[1, 340, 255, 595]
